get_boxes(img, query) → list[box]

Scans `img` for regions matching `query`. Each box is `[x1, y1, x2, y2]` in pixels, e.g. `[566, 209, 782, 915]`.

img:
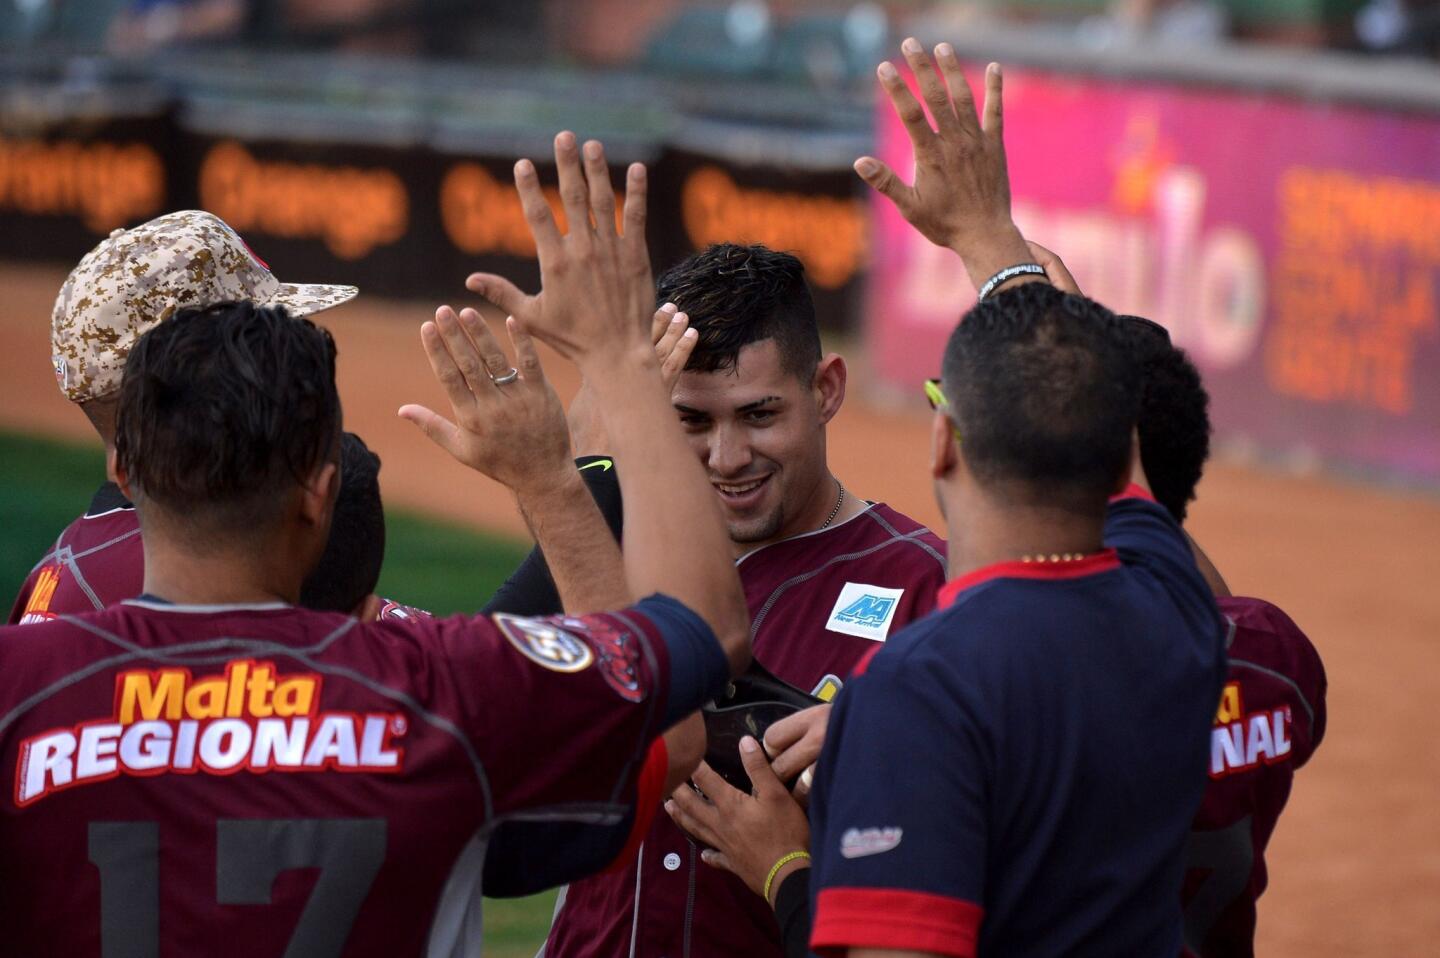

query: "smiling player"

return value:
[536, 243, 948, 958]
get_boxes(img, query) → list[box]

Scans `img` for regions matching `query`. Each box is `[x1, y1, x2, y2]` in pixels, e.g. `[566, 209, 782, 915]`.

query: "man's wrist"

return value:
[948, 223, 1039, 292]
[577, 342, 664, 392]
[766, 856, 812, 909]
[514, 464, 586, 518]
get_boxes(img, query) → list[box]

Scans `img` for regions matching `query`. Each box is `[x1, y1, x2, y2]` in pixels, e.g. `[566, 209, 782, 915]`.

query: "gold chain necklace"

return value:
[819, 480, 845, 530]
[1020, 551, 1100, 564]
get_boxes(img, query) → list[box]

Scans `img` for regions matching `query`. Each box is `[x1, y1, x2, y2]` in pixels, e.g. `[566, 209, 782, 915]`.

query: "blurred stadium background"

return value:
[1, 1, 1438, 955]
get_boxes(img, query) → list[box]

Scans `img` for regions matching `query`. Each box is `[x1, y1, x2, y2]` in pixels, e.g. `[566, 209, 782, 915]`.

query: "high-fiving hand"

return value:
[568, 302, 699, 457]
[465, 132, 653, 364]
[398, 306, 571, 494]
[855, 39, 1037, 291]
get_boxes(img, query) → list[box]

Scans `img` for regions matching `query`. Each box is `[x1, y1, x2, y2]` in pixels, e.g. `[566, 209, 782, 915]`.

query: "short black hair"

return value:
[115, 301, 340, 544]
[300, 432, 385, 614]
[941, 284, 1140, 513]
[655, 243, 821, 379]
[1128, 321, 1211, 524]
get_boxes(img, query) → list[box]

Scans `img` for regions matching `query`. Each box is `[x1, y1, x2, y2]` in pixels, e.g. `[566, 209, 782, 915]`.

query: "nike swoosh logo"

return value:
[579, 458, 614, 472]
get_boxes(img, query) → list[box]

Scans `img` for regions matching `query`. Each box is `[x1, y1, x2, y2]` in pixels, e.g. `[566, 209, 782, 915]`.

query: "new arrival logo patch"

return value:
[840, 826, 904, 859]
[494, 613, 595, 673]
[826, 583, 905, 642]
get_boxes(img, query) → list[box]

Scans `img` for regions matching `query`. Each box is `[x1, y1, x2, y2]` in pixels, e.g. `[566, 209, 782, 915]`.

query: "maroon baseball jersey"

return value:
[10, 483, 428, 627]
[544, 502, 947, 958]
[0, 592, 728, 956]
[9, 483, 142, 625]
[1182, 596, 1327, 958]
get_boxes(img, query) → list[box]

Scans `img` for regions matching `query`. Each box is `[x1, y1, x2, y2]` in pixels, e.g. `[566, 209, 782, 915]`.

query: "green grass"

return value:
[0, 430, 557, 956]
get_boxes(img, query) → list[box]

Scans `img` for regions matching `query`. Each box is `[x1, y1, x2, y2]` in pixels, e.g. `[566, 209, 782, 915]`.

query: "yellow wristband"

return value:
[763, 850, 811, 904]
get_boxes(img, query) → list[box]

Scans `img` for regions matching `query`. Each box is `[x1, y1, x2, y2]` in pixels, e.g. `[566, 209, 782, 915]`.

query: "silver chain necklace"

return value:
[820, 480, 846, 530]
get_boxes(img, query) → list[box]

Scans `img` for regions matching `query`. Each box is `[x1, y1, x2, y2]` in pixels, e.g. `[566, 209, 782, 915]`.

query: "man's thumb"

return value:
[740, 736, 781, 794]
[466, 273, 527, 317]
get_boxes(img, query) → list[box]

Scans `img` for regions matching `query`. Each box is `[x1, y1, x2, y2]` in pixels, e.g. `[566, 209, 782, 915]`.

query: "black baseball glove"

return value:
[701, 660, 821, 793]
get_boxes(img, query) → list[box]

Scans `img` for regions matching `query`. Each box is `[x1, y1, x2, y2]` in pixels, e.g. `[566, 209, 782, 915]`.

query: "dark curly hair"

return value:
[115, 301, 340, 544]
[1127, 319, 1211, 524]
[300, 432, 384, 614]
[655, 243, 820, 380]
[941, 284, 1140, 514]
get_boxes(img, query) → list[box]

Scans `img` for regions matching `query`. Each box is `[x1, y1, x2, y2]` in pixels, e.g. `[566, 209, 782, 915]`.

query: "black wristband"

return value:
[978, 262, 1047, 301]
[773, 865, 813, 958]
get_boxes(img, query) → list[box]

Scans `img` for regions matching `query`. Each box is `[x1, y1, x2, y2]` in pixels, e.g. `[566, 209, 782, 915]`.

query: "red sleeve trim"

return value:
[604, 737, 668, 873]
[850, 645, 882, 678]
[811, 887, 982, 958]
[1109, 482, 1156, 503]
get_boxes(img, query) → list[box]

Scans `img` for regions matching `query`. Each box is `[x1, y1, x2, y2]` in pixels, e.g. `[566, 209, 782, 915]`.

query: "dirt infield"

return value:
[2, 262, 1437, 954]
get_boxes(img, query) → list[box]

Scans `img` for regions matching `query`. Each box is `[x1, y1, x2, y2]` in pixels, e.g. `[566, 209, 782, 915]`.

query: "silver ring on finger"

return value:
[491, 367, 520, 386]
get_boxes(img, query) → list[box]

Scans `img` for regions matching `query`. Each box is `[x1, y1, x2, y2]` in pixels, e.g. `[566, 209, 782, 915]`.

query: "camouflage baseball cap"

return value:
[51, 210, 358, 402]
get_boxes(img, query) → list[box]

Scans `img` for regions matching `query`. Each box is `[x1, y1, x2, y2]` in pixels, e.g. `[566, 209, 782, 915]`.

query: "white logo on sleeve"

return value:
[826, 583, 905, 642]
[494, 613, 594, 673]
[840, 827, 904, 859]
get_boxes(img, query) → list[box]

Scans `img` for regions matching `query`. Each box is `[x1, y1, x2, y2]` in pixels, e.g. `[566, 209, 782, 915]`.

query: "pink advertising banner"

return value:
[865, 67, 1440, 484]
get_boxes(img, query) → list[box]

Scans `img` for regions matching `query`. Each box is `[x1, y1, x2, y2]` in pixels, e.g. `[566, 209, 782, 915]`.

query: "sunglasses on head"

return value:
[925, 378, 962, 443]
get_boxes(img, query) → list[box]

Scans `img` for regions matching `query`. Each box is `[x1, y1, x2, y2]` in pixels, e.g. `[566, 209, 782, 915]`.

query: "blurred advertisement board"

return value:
[866, 67, 1440, 483]
[0, 91, 173, 259]
[0, 83, 865, 330]
[655, 147, 868, 328]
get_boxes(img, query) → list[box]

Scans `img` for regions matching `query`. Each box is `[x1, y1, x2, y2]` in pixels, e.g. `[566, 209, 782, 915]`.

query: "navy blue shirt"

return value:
[809, 491, 1226, 957]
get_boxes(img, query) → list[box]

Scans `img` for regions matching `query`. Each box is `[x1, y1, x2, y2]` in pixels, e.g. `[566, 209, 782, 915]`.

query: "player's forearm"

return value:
[515, 469, 628, 614]
[661, 713, 706, 794]
[582, 346, 751, 674]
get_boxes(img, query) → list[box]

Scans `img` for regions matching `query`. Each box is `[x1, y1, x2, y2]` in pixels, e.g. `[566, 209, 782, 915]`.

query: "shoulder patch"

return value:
[560, 614, 646, 703]
[494, 613, 594, 673]
[377, 598, 432, 622]
[826, 583, 905, 642]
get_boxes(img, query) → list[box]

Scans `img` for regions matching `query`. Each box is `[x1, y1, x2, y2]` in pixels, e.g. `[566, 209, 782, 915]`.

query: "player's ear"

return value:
[929, 410, 958, 480]
[354, 593, 382, 621]
[299, 460, 340, 528]
[813, 353, 847, 425]
[110, 448, 133, 499]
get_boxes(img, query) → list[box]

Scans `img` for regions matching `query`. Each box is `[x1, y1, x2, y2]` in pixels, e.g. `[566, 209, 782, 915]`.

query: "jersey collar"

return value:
[123, 597, 293, 613]
[734, 502, 877, 567]
[86, 481, 134, 518]
[938, 549, 1121, 609]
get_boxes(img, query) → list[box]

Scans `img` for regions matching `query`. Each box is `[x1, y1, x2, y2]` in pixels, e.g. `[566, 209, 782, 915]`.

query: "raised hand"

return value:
[399, 306, 570, 494]
[1026, 239, 1084, 296]
[854, 39, 1036, 291]
[465, 133, 653, 365]
[568, 302, 698, 457]
[652, 303, 701, 390]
